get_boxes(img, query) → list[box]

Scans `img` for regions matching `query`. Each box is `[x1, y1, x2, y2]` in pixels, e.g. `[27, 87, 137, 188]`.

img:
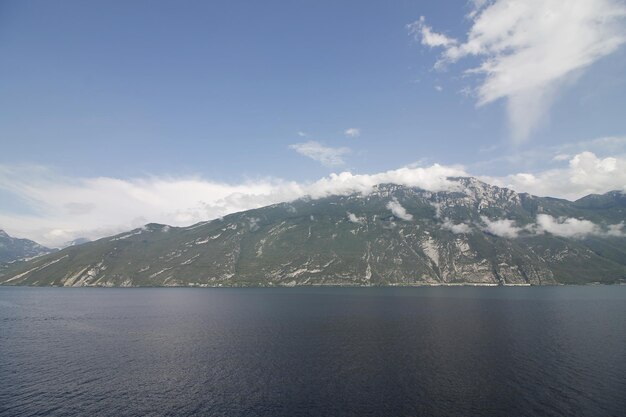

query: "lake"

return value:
[1, 286, 625, 416]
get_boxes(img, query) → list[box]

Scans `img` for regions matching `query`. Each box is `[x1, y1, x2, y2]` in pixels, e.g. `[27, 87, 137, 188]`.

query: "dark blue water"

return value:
[1, 287, 625, 416]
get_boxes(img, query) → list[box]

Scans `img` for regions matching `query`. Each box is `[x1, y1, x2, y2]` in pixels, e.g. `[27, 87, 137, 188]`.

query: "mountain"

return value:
[0, 230, 54, 265]
[64, 237, 91, 248]
[1, 178, 625, 287]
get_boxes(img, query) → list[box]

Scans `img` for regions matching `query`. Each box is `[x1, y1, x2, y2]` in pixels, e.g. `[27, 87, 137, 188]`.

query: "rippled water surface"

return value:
[1, 286, 625, 416]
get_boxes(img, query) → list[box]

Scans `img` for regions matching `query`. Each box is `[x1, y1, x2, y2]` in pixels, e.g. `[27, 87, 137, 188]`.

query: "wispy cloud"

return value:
[289, 141, 351, 166]
[344, 128, 361, 138]
[411, 0, 626, 142]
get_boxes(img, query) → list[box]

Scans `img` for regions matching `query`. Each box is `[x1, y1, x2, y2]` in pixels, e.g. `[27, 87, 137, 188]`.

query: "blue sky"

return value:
[1, 0, 626, 245]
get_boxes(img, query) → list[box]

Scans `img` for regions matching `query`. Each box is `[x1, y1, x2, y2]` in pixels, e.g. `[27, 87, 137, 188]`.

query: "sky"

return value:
[1, 0, 626, 246]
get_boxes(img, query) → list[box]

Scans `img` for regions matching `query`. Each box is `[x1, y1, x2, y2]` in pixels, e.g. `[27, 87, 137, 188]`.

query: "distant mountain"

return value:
[1, 178, 625, 286]
[0, 230, 54, 264]
[64, 237, 91, 248]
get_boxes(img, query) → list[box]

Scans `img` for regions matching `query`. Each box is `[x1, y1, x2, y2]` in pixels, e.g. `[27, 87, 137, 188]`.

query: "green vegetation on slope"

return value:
[1, 179, 624, 286]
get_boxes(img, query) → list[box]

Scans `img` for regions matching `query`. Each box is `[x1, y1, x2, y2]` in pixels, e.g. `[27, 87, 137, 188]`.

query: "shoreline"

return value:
[2, 282, 624, 288]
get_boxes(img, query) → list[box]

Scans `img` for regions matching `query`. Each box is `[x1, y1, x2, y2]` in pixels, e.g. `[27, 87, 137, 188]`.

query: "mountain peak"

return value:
[574, 189, 626, 209]
[0, 230, 53, 264]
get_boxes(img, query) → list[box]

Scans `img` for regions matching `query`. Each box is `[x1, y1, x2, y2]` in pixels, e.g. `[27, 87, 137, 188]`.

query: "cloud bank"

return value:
[536, 214, 625, 238]
[482, 151, 626, 200]
[477, 214, 625, 239]
[0, 163, 464, 246]
[411, 0, 626, 142]
[1, 150, 623, 247]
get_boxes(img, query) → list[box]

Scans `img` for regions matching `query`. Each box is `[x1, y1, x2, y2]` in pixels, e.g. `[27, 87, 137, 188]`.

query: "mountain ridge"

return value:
[1, 178, 625, 287]
[0, 230, 54, 266]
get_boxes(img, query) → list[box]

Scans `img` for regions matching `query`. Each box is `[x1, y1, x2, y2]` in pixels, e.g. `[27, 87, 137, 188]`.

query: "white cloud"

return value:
[470, 136, 626, 177]
[434, 85, 443, 92]
[608, 222, 626, 237]
[441, 219, 472, 234]
[536, 214, 625, 238]
[347, 212, 365, 224]
[386, 198, 413, 221]
[482, 151, 626, 200]
[481, 216, 521, 238]
[408, 16, 458, 48]
[305, 164, 466, 198]
[344, 128, 361, 138]
[289, 141, 351, 166]
[478, 214, 624, 239]
[297, 131, 307, 137]
[413, 0, 626, 142]
[536, 214, 599, 238]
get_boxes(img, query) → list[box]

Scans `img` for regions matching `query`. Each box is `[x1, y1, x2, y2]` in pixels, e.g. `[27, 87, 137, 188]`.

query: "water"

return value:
[1, 286, 625, 416]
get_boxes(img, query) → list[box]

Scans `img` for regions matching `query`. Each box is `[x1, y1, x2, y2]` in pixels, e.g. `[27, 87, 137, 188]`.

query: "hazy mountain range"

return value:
[1, 177, 625, 287]
[0, 230, 54, 266]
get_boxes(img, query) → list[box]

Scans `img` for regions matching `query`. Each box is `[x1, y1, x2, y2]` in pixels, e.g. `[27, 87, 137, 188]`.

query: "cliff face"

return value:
[2, 178, 625, 286]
